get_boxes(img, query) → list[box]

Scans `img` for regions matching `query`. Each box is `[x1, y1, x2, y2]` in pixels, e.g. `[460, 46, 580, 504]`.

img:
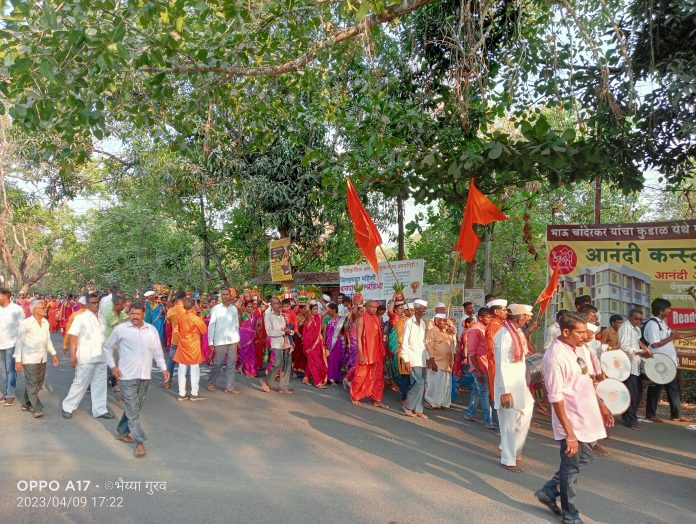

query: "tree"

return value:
[0, 117, 79, 292]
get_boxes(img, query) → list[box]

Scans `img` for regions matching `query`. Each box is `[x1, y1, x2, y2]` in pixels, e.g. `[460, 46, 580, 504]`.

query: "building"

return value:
[555, 264, 651, 324]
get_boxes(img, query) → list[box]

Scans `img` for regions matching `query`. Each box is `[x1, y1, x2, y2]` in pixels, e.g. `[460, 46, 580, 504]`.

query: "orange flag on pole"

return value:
[454, 180, 514, 263]
[346, 177, 383, 276]
[535, 260, 560, 314]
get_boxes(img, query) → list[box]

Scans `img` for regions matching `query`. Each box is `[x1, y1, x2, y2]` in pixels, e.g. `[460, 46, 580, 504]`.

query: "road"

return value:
[1, 335, 694, 523]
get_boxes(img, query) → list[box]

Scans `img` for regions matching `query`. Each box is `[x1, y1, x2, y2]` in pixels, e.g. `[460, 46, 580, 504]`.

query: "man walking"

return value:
[349, 300, 387, 408]
[495, 304, 534, 473]
[207, 288, 241, 394]
[535, 313, 614, 524]
[101, 295, 129, 393]
[261, 297, 293, 394]
[0, 288, 25, 406]
[162, 291, 186, 389]
[15, 299, 59, 418]
[619, 308, 652, 429]
[643, 298, 691, 422]
[174, 298, 207, 401]
[104, 303, 169, 458]
[62, 293, 114, 420]
[401, 299, 429, 418]
[463, 308, 494, 427]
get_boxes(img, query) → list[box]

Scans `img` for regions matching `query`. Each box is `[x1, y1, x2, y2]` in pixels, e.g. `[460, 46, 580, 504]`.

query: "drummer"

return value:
[618, 308, 653, 430]
[643, 298, 692, 423]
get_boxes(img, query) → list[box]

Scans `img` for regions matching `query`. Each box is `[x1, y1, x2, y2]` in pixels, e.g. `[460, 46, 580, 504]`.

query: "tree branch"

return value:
[93, 149, 133, 168]
[144, 0, 438, 78]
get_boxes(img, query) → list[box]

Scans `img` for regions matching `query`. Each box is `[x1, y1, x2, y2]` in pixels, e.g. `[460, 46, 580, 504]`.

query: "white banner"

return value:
[339, 259, 425, 302]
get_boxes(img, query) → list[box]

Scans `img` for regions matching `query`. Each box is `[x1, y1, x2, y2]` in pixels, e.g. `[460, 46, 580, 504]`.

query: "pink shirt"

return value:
[466, 323, 487, 357]
[542, 338, 607, 443]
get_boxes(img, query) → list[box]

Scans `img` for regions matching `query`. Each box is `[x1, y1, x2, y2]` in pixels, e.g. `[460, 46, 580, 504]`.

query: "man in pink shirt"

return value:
[535, 312, 614, 524]
[462, 308, 495, 428]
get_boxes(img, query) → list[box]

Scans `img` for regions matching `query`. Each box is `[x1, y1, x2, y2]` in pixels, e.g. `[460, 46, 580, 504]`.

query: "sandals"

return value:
[160, 381, 171, 389]
[207, 384, 216, 392]
[115, 433, 135, 444]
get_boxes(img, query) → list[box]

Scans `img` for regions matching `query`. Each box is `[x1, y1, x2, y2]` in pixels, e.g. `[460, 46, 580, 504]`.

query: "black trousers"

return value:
[622, 374, 642, 427]
[21, 362, 46, 412]
[645, 371, 681, 419]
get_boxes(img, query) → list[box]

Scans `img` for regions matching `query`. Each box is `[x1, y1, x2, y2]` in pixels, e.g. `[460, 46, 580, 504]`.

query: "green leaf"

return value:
[39, 61, 55, 81]
[561, 128, 576, 143]
[488, 142, 503, 160]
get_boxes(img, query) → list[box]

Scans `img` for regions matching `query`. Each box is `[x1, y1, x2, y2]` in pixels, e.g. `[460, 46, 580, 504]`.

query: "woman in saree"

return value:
[324, 303, 346, 385]
[303, 301, 327, 388]
[238, 300, 260, 377]
[145, 294, 167, 349]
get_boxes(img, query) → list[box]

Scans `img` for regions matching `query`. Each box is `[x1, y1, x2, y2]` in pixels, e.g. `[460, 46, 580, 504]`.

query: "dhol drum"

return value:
[525, 353, 544, 386]
[595, 378, 630, 415]
[642, 353, 677, 385]
[600, 350, 631, 382]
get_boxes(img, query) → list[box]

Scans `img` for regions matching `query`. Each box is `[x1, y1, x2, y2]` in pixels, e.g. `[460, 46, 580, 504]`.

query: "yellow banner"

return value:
[546, 220, 696, 369]
[270, 238, 293, 282]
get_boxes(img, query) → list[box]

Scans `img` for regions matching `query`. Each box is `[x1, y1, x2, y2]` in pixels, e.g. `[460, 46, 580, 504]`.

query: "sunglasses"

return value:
[576, 357, 588, 375]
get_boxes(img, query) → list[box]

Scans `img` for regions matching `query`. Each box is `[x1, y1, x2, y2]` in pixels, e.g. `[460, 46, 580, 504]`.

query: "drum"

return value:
[595, 378, 630, 415]
[600, 350, 631, 382]
[642, 353, 677, 385]
[525, 354, 544, 386]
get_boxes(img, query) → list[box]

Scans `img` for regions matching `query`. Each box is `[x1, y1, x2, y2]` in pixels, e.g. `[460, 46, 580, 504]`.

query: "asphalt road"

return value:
[1, 335, 694, 524]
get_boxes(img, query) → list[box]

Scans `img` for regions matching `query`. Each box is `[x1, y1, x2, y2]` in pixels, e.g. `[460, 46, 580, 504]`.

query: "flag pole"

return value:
[377, 245, 400, 285]
[446, 251, 459, 317]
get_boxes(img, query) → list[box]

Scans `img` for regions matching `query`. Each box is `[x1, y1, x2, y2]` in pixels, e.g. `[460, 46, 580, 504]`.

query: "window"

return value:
[610, 272, 618, 284]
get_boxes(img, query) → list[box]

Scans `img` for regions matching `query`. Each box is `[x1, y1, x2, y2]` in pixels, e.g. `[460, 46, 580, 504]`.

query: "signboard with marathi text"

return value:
[339, 259, 424, 303]
[546, 220, 696, 370]
[269, 238, 293, 283]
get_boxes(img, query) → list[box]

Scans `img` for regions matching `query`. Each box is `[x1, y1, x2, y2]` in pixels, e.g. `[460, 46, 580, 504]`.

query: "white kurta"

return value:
[494, 326, 533, 466]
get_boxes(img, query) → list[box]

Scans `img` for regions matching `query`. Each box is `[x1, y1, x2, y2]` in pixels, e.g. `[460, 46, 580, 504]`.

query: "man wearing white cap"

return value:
[424, 313, 457, 409]
[485, 299, 508, 432]
[401, 299, 430, 418]
[494, 304, 534, 472]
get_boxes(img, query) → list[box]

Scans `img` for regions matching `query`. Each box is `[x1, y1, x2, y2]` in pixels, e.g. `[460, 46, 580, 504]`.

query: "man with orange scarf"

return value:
[485, 299, 507, 432]
[350, 300, 387, 408]
[494, 304, 534, 473]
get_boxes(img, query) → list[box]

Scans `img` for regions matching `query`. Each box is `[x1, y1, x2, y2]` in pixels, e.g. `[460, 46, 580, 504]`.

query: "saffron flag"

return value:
[535, 260, 560, 314]
[454, 180, 514, 262]
[346, 178, 383, 276]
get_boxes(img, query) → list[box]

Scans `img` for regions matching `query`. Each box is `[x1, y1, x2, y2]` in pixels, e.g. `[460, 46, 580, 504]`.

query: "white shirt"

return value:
[103, 321, 166, 380]
[401, 316, 428, 367]
[264, 309, 289, 349]
[644, 317, 677, 366]
[67, 310, 105, 364]
[544, 322, 561, 350]
[543, 338, 607, 443]
[208, 302, 240, 345]
[14, 316, 56, 364]
[0, 302, 25, 349]
[338, 304, 348, 317]
[493, 327, 531, 410]
[618, 321, 642, 376]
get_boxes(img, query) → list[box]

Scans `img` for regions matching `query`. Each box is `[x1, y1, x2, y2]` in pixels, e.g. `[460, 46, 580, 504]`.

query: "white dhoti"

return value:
[424, 369, 451, 408]
[494, 325, 534, 467]
[498, 388, 534, 466]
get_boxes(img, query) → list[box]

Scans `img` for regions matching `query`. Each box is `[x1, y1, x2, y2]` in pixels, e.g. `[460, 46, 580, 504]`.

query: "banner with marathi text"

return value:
[339, 259, 424, 302]
[270, 238, 293, 282]
[546, 220, 696, 369]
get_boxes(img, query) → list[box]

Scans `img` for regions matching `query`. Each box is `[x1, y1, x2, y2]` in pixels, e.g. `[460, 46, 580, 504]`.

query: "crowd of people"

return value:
[0, 285, 691, 524]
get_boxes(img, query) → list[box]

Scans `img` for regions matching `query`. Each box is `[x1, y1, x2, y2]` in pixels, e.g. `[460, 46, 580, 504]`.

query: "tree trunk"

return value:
[396, 194, 405, 260]
[205, 238, 230, 288]
[199, 192, 210, 292]
[594, 177, 601, 225]
[464, 259, 477, 288]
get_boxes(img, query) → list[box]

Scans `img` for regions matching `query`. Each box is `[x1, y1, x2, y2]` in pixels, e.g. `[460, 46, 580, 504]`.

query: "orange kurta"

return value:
[173, 312, 208, 365]
[486, 317, 504, 401]
[166, 303, 186, 346]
